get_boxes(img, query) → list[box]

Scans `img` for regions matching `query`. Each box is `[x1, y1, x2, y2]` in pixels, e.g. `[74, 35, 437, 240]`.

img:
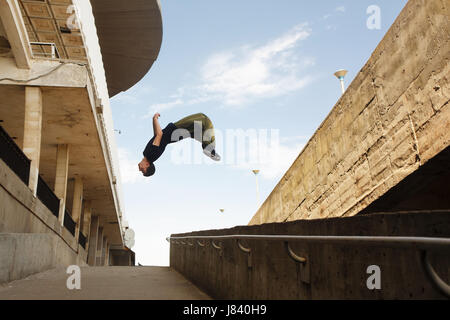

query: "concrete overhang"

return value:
[90, 0, 163, 98]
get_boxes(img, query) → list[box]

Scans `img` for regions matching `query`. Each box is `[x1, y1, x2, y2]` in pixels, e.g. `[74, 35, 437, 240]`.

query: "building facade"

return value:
[0, 0, 162, 283]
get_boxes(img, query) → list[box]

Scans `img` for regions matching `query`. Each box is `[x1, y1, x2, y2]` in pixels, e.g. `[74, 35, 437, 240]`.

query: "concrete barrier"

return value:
[171, 211, 450, 299]
[0, 158, 87, 284]
[0, 233, 87, 284]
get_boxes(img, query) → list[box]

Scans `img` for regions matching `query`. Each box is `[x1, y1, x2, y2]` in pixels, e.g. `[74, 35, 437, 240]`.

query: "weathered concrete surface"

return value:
[0, 58, 89, 87]
[0, 233, 87, 284]
[249, 0, 450, 225]
[0, 267, 211, 300]
[0, 158, 89, 284]
[171, 211, 450, 300]
[361, 146, 450, 213]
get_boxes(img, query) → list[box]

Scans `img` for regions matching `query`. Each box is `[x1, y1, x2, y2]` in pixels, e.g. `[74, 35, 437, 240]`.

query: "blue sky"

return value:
[110, 0, 408, 266]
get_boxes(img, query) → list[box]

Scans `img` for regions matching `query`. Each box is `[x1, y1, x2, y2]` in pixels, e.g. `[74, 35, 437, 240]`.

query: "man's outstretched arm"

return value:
[152, 113, 163, 146]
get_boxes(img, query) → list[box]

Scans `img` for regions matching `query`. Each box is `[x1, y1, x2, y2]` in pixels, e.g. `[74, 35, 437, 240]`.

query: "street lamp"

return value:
[252, 169, 260, 208]
[334, 69, 348, 94]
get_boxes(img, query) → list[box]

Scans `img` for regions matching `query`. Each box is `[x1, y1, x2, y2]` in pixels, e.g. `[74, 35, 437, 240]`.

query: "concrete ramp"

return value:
[0, 266, 211, 300]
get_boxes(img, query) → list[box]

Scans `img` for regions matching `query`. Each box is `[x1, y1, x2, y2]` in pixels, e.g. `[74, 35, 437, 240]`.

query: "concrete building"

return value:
[0, 0, 162, 283]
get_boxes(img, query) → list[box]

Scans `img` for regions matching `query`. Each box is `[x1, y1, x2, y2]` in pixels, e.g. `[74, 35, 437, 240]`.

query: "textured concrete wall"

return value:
[171, 212, 450, 300]
[0, 159, 87, 283]
[0, 233, 87, 284]
[249, 0, 450, 225]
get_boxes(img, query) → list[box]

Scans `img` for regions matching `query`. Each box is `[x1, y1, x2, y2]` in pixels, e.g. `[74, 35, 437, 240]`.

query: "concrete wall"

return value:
[171, 211, 450, 300]
[0, 233, 87, 284]
[0, 159, 87, 284]
[249, 0, 450, 225]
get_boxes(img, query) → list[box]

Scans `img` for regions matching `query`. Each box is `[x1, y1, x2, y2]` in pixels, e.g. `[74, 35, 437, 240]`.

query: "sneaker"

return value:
[203, 148, 221, 161]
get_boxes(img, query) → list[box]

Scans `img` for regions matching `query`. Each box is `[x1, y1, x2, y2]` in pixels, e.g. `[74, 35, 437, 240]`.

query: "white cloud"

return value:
[335, 6, 346, 13]
[148, 23, 315, 114]
[199, 24, 313, 106]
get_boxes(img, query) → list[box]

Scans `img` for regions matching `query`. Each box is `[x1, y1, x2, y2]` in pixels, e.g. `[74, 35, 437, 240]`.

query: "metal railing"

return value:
[63, 210, 76, 236]
[79, 231, 87, 249]
[0, 125, 30, 185]
[30, 42, 60, 59]
[167, 234, 450, 298]
[37, 175, 60, 218]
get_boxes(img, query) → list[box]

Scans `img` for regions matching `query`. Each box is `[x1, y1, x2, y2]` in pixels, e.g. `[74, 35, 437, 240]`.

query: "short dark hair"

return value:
[144, 163, 155, 177]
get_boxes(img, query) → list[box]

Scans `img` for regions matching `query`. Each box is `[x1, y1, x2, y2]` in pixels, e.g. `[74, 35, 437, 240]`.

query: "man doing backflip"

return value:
[138, 113, 221, 177]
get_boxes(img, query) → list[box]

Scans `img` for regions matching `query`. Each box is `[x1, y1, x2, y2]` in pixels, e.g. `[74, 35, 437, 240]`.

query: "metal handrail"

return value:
[30, 42, 60, 59]
[37, 175, 60, 218]
[421, 250, 450, 297]
[285, 242, 307, 263]
[167, 234, 450, 298]
[167, 235, 450, 251]
[197, 240, 206, 247]
[237, 240, 251, 254]
[211, 241, 222, 250]
[0, 125, 31, 185]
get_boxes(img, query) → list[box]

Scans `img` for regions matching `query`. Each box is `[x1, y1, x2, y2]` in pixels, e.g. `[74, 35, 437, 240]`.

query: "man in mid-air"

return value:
[138, 113, 221, 177]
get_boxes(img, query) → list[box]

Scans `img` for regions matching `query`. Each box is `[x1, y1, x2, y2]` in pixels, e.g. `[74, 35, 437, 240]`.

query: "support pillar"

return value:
[82, 200, 92, 248]
[87, 215, 99, 266]
[54, 144, 69, 225]
[0, 0, 32, 68]
[95, 227, 104, 266]
[23, 86, 42, 195]
[101, 237, 107, 266]
[105, 243, 110, 266]
[71, 176, 83, 242]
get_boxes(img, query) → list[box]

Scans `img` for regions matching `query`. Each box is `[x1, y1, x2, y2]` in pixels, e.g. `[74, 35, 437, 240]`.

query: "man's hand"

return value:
[153, 113, 161, 120]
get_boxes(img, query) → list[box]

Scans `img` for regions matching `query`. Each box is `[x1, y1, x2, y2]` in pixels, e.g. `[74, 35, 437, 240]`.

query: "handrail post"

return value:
[421, 250, 450, 298]
[285, 241, 310, 284]
[237, 240, 252, 268]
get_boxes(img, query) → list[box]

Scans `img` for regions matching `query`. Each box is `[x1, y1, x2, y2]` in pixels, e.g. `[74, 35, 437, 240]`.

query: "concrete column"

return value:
[54, 144, 69, 226]
[95, 227, 104, 266]
[87, 215, 99, 266]
[71, 176, 83, 242]
[23, 87, 42, 195]
[101, 237, 107, 266]
[82, 201, 92, 248]
[0, 0, 32, 68]
[105, 243, 110, 266]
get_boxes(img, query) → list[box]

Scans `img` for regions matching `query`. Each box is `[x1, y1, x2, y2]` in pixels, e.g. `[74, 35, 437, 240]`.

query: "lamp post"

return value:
[252, 169, 260, 208]
[334, 69, 348, 94]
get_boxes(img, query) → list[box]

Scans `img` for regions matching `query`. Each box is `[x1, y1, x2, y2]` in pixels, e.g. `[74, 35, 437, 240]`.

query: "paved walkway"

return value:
[0, 266, 211, 300]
